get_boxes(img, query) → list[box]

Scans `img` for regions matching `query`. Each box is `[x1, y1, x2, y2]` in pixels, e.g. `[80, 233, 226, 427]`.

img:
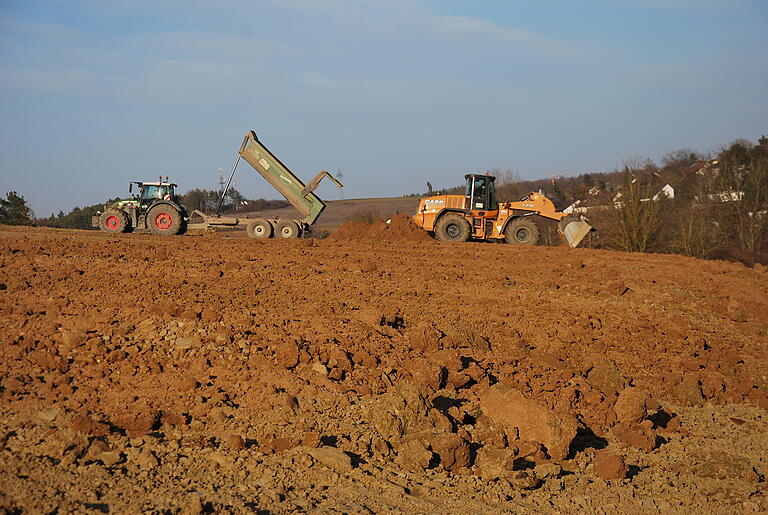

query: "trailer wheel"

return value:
[276, 220, 300, 239]
[99, 209, 130, 233]
[434, 213, 471, 243]
[247, 218, 273, 239]
[504, 218, 540, 245]
[148, 205, 182, 235]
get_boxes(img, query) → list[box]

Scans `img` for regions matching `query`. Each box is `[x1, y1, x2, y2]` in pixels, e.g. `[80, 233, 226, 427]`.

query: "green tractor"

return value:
[93, 179, 188, 235]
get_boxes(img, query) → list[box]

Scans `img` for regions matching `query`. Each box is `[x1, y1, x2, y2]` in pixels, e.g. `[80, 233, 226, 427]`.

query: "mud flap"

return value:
[558, 216, 593, 248]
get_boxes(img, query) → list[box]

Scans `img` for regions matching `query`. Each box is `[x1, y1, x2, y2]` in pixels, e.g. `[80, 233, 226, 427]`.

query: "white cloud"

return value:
[604, 0, 751, 13]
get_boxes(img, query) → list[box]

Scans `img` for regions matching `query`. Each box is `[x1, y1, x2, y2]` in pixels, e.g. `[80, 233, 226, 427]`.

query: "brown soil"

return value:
[1, 224, 767, 513]
[330, 214, 433, 243]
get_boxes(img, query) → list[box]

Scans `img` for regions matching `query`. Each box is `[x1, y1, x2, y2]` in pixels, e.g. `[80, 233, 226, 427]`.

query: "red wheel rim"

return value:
[106, 215, 119, 229]
[154, 212, 173, 230]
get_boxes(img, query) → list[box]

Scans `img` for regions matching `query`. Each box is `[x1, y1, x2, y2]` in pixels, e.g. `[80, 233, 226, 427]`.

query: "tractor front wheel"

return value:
[99, 209, 130, 233]
[148, 205, 182, 235]
[434, 213, 471, 243]
[504, 218, 540, 245]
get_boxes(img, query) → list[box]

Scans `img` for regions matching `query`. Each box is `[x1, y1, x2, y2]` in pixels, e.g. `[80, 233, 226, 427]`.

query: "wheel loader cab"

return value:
[465, 174, 497, 214]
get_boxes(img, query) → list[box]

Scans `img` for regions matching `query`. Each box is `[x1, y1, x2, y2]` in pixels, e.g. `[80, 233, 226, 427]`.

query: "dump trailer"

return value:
[189, 131, 342, 238]
[413, 174, 593, 247]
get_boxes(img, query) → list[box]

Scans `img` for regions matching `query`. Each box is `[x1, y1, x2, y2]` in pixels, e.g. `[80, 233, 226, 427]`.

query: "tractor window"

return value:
[141, 185, 172, 201]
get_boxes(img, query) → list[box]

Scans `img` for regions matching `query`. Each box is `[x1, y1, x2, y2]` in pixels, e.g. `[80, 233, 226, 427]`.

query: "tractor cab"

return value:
[464, 174, 498, 214]
[130, 181, 177, 208]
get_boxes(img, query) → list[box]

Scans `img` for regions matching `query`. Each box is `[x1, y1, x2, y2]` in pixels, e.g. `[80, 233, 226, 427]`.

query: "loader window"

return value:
[468, 177, 487, 210]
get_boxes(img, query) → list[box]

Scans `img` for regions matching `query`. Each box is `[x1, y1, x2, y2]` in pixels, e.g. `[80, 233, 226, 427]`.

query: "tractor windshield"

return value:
[141, 185, 174, 201]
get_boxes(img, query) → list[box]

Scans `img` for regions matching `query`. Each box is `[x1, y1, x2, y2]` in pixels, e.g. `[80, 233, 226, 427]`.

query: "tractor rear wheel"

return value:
[435, 213, 471, 243]
[504, 218, 540, 245]
[99, 209, 130, 233]
[147, 205, 182, 235]
[247, 218, 273, 239]
[276, 219, 301, 239]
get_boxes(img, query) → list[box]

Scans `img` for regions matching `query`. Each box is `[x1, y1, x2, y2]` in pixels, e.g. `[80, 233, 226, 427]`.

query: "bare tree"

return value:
[717, 159, 767, 264]
[604, 169, 664, 253]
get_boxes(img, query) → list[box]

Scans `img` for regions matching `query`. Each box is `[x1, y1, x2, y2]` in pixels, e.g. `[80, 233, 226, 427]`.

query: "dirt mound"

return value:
[1, 225, 767, 513]
[330, 213, 433, 243]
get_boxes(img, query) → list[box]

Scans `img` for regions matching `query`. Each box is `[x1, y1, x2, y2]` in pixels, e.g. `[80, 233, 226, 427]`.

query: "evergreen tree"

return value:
[0, 191, 34, 225]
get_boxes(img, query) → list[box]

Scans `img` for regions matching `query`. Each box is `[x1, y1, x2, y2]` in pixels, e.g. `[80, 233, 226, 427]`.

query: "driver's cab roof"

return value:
[464, 174, 496, 181]
[134, 181, 177, 187]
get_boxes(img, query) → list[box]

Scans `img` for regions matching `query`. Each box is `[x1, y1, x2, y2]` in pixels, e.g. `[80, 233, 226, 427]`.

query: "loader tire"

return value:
[505, 218, 539, 245]
[99, 209, 130, 233]
[276, 219, 301, 239]
[435, 213, 471, 243]
[247, 218, 273, 239]
[148, 205, 182, 235]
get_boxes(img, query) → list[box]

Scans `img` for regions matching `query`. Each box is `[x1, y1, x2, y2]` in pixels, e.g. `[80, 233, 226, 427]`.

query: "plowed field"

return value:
[1, 220, 767, 513]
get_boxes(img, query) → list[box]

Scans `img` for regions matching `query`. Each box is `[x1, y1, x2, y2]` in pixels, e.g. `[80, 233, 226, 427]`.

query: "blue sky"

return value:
[0, 0, 766, 217]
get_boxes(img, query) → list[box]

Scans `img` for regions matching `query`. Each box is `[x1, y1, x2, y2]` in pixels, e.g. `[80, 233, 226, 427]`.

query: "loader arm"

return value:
[237, 131, 342, 226]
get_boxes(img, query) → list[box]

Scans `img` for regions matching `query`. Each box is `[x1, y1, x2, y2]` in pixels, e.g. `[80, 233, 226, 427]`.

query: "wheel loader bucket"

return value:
[558, 217, 593, 248]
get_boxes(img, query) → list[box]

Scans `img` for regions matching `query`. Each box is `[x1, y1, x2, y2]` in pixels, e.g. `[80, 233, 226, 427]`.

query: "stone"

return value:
[429, 433, 470, 472]
[402, 358, 444, 392]
[672, 376, 704, 406]
[369, 382, 438, 439]
[395, 438, 433, 472]
[131, 449, 159, 470]
[309, 447, 353, 472]
[35, 409, 59, 424]
[180, 494, 204, 515]
[479, 385, 578, 460]
[300, 431, 322, 448]
[312, 362, 328, 376]
[509, 470, 540, 490]
[275, 341, 300, 369]
[407, 323, 441, 352]
[613, 387, 648, 425]
[593, 452, 628, 480]
[614, 423, 656, 452]
[99, 450, 123, 467]
[587, 362, 627, 397]
[226, 434, 244, 450]
[175, 336, 199, 350]
[534, 462, 562, 479]
[269, 437, 298, 454]
[474, 445, 516, 481]
[178, 376, 198, 392]
[69, 412, 109, 437]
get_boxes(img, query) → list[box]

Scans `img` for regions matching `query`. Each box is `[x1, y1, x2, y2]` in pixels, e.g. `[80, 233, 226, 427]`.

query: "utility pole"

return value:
[336, 168, 344, 200]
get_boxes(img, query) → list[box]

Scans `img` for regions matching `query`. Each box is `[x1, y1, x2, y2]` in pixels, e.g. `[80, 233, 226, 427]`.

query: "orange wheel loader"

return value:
[412, 174, 593, 247]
